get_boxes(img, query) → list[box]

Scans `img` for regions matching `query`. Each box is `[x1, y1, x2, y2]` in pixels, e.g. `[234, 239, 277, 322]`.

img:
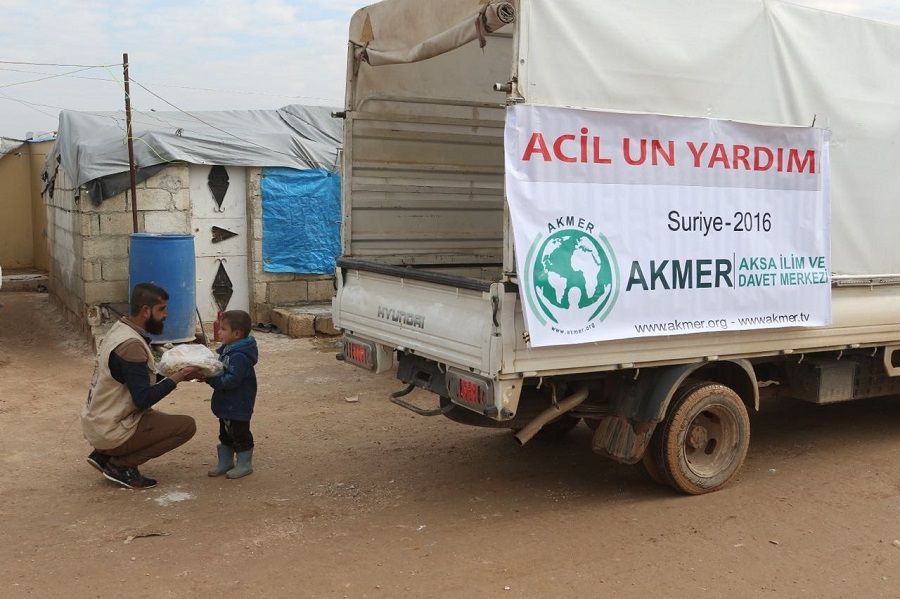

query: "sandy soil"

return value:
[1, 291, 899, 598]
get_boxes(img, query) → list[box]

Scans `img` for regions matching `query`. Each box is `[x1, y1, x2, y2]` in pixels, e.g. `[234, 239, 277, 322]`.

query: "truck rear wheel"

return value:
[639, 449, 665, 486]
[652, 381, 750, 495]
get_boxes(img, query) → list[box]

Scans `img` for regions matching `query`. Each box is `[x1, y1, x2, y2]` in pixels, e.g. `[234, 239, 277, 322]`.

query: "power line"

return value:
[0, 65, 104, 90]
[0, 65, 338, 102]
[127, 76, 305, 161]
[143, 81, 336, 103]
[0, 90, 180, 133]
[0, 92, 56, 117]
[0, 93, 66, 112]
[0, 66, 116, 83]
[0, 60, 120, 68]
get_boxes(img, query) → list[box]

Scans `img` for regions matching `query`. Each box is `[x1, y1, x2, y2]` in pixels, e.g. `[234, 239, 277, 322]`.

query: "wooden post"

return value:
[123, 52, 139, 232]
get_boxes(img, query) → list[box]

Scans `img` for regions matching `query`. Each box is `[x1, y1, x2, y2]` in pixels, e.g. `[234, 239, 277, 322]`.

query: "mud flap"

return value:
[590, 415, 655, 465]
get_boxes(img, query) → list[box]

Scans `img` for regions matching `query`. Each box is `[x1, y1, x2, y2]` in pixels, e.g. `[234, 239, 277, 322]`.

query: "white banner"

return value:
[505, 105, 831, 347]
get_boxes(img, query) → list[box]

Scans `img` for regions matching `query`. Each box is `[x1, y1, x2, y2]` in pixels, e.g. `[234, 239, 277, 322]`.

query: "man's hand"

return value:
[169, 367, 200, 383]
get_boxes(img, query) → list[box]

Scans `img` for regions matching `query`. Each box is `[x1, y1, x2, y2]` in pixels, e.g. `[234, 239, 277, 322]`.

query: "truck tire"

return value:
[639, 449, 665, 486]
[652, 381, 750, 495]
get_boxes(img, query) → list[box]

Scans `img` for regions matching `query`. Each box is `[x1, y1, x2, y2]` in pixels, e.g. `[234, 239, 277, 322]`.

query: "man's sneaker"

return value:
[86, 450, 111, 473]
[102, 464, 157, 489]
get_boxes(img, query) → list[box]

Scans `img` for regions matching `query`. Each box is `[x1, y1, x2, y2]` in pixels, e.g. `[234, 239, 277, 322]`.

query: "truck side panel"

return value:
[503, 286, 900, 375]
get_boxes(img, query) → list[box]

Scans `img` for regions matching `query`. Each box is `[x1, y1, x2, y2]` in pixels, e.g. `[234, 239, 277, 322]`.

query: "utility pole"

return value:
[123, 52, 139, 233]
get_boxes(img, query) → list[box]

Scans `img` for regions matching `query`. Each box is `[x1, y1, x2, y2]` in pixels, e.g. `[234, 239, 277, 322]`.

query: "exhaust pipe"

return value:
[514, 386, 589, 446]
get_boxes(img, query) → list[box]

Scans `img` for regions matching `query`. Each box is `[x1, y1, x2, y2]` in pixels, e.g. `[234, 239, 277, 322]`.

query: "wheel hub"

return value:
[687, 424, 709, 450]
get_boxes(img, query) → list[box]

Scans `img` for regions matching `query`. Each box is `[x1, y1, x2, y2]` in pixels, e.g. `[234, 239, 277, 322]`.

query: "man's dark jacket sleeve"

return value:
[108, 345, 176, 411]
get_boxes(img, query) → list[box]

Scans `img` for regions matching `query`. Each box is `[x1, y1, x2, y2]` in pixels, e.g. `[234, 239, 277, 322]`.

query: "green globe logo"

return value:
[531, 229, 618, 325]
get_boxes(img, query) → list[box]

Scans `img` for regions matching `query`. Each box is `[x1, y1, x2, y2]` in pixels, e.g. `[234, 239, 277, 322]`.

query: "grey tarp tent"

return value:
[43, 104, 340, 203]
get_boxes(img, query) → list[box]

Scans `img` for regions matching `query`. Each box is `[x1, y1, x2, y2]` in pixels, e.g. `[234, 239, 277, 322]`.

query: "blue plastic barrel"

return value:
[128, 233, 196, 344]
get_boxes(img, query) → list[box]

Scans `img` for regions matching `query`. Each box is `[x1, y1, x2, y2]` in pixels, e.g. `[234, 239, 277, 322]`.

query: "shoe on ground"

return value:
[226, 449, 253, 479]
[208, 444, 234, 477]
[86, 450, 111, 473]
[102, 464, 157, 489]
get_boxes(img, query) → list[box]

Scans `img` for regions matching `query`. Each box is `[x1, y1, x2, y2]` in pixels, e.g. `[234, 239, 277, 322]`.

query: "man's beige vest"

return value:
[81, 320, 156, 450]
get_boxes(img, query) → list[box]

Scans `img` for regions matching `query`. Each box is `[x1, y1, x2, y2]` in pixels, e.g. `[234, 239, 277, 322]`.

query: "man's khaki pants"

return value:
[105, 409, 196, 467]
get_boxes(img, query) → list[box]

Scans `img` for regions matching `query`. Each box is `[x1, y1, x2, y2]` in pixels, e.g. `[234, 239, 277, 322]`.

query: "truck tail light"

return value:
[342, 336, 376, 371]
[447, 369, 493, 412]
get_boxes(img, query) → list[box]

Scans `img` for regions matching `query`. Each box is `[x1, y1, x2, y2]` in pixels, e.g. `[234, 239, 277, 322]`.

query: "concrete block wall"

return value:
[46, 167, 86, 326]
[246, 168, 335, 324]
[81, 164, 191, 313]
[47, 164, 191, 341]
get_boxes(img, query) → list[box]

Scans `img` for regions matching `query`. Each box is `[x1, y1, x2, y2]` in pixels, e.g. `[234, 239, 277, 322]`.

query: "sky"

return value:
[1, 0, 899, 139]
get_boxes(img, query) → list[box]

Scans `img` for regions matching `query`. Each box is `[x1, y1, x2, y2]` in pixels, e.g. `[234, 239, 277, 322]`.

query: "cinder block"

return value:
[144, 211, 189, 233]
[171, 187, 191, 211]
[254, 269, 298, 283]
[288, 313, 316, 338]
[90, 194, 128, 214]
[84, 280, 128, 305]
[307, 279, 335, 301]
[80, 214, 100, 236]
[168, 164, 190, 182]
[99, 212, 137, 236]
[83, 236, 129, 260]
[314, 314, 340, 336]
[271, 308, 291, 334]
[101, 259, 129, 281]
[81, 260, 100, 282]
[268, 280, 308, 304]
[136, 189, 172, 211]
[252, 303, 272, 324]
[251, 282, 268, 304]
[142, 168, 186, 192]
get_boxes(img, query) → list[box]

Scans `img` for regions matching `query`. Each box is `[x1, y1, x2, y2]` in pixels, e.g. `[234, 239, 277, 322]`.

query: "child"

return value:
[205, 310, 258, 479]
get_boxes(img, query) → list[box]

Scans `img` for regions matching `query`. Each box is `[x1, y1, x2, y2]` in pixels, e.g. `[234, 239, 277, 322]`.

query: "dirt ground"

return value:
[1, 291, 899, 598]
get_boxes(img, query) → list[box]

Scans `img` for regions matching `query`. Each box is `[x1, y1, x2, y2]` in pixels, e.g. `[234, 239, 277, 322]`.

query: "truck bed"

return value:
[336, 257, 900, 379]
[334, 258, 502, 375]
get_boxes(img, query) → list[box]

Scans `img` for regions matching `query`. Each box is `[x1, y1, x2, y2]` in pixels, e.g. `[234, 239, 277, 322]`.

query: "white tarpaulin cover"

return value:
[355, 1, 514, 66]
[506, 104, 831, 347]
[0, 137, 23, 156]
[517, 0, 900, 277]
[48, 104, 341, 189]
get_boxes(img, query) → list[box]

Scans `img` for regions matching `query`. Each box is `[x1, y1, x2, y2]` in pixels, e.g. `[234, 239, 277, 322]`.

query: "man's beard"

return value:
[146, 315, 165, 335]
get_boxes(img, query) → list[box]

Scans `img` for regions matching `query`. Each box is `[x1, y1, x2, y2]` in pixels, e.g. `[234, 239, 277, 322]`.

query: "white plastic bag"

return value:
[157, 344, 224, 378]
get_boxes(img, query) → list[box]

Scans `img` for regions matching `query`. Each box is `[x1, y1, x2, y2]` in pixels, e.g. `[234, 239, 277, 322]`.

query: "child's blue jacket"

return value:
[206, 336, 258, 421]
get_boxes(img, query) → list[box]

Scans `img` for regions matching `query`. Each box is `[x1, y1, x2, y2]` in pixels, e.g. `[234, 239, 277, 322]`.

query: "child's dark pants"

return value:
[219, 419, 253, 452]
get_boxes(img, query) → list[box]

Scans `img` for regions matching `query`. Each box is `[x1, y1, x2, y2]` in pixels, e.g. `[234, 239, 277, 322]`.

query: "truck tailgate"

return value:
[333, 261, 497, 374]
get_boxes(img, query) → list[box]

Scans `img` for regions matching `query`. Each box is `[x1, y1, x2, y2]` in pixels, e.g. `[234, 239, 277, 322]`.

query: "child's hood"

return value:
[218, 336, 259, 365]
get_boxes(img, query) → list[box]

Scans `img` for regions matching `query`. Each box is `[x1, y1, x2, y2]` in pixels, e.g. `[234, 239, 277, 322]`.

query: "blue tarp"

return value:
[261, 167, 341, 274]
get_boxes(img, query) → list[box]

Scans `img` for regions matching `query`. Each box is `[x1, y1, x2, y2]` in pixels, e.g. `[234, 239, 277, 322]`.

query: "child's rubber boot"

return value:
[207, 444, 234, 477]
[226, 449, 254, 479]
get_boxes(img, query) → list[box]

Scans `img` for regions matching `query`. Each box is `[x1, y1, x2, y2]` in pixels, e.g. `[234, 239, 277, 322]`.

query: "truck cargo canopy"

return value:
[517, 0, 900, 276]
[351, 0, 513, 66]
